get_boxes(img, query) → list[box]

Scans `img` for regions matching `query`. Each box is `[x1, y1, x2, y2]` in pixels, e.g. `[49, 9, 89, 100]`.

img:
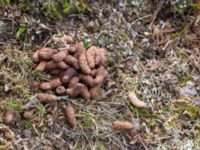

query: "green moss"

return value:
[76, 0, 92, 13]
[0, 85, 4, 94]
[12, 85, 25, 94]
[184, 105, 199, 119]
[116, 51, 124, 62]
[16, 27, 26, 39]
[96, 143, 107, 150]
[0, 110, 3, 123]
[164, 117, 176, 131]
[22, 119, 32, 128]
[81, 113, 93, 127]
[118, 73, 137, 91]
[95, 134, 105, 141]
[194, 121, 200, 135]
[18, 1, 32, 11]
[176, 49, 188, 61]
[0, 0, 10, 4]
[42, 2, 62, 20]
[129, 105, 151, 117]
[147, 120, 156, 127]
[0, 9, 4, 15]
[22, 90, 31, 100]
[5, 99, 24, 112]
[63, 0, 92, 15]
[31, 69, 51, 79]
[118, 32, 128, 42]
[83, 37, 90, 49]
[174, 98, 199, 119]
[170, 0, 191, 14]
[63, 1, 73, 14]
[167, 119, 175, 129]
[189, 3, 200, 9]
[133, 43, 141, 49]
[179, 74, 193, 86]
[36, 104, 46, 118]
[97, 35, 112, 47]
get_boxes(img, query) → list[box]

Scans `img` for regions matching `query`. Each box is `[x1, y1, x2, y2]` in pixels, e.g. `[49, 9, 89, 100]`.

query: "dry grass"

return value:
[0, 1, 200, 150]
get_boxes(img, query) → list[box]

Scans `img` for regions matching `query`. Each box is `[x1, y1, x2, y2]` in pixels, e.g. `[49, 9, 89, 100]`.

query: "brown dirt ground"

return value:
[0, 1, 200, 150]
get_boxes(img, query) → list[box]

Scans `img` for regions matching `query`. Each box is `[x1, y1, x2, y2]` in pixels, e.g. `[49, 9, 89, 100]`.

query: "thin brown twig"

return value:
[149, 0, 166, 27]
[133, 134, 148, 150]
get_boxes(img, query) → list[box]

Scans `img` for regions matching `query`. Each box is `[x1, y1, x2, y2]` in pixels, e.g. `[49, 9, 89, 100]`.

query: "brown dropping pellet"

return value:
[68, 46, 76, 54]
[52, 51, 67, 62]
[61, 68, 78, 83]
[79, 52, 91, 74]
[23, 108, 35, 119]
[39, 78, 62, 90]
[65, 83, 84, 97]
[79, 74, 94, 87]
[56, 86, 66, 95]
[38, 47, 57, 60]
[90, 83, 102, 99]
[90, 69, 97, 77]
[32, 50, 40, 62]
[37, 93, 57, 103]
[79, 85, 91, 100]
[50, 69, 62, 75]
[36, 61, 47, 71]
[68, 76, 80, 88]
[4, 108, 15, 124]
[64, 55, 79, 69]
[86, 46, 96, 69]
[75, 42, 86, 54]
[94, 66, 108, 85]
[65, 105, 76, 127]
[46, 61, 69, 70]
[112, 120, 134, 130]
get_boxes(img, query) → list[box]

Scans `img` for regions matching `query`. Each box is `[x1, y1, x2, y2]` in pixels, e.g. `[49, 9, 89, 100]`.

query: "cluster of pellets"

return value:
[32, 37, 108, 100]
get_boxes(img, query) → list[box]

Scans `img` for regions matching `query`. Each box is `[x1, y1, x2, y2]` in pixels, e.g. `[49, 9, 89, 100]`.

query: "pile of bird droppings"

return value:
[33, 35, 108, 101]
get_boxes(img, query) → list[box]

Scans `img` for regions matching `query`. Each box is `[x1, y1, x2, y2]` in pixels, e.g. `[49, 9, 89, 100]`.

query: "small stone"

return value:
[86, 21, 96, 32]
[124, 59, 134, 71]
[180, 81, 197, 97]
[4, 84, 9, 92]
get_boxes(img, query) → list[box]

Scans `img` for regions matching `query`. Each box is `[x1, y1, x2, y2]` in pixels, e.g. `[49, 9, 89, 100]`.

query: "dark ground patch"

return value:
[0, 1, 200, 149]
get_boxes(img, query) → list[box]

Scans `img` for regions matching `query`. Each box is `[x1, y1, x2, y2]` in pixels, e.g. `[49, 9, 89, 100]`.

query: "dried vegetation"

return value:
[0, 0, 200, 149]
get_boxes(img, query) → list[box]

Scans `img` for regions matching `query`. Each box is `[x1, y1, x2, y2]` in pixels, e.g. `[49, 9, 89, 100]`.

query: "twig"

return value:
[23, 95, 71, 110]
[128, 15, 152, 30]
[133, 134, 148, 150]
[149, 0, 166, 27]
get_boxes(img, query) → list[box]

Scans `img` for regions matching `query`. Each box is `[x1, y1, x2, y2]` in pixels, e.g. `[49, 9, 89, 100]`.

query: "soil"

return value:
[0, 1, 200, 150]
